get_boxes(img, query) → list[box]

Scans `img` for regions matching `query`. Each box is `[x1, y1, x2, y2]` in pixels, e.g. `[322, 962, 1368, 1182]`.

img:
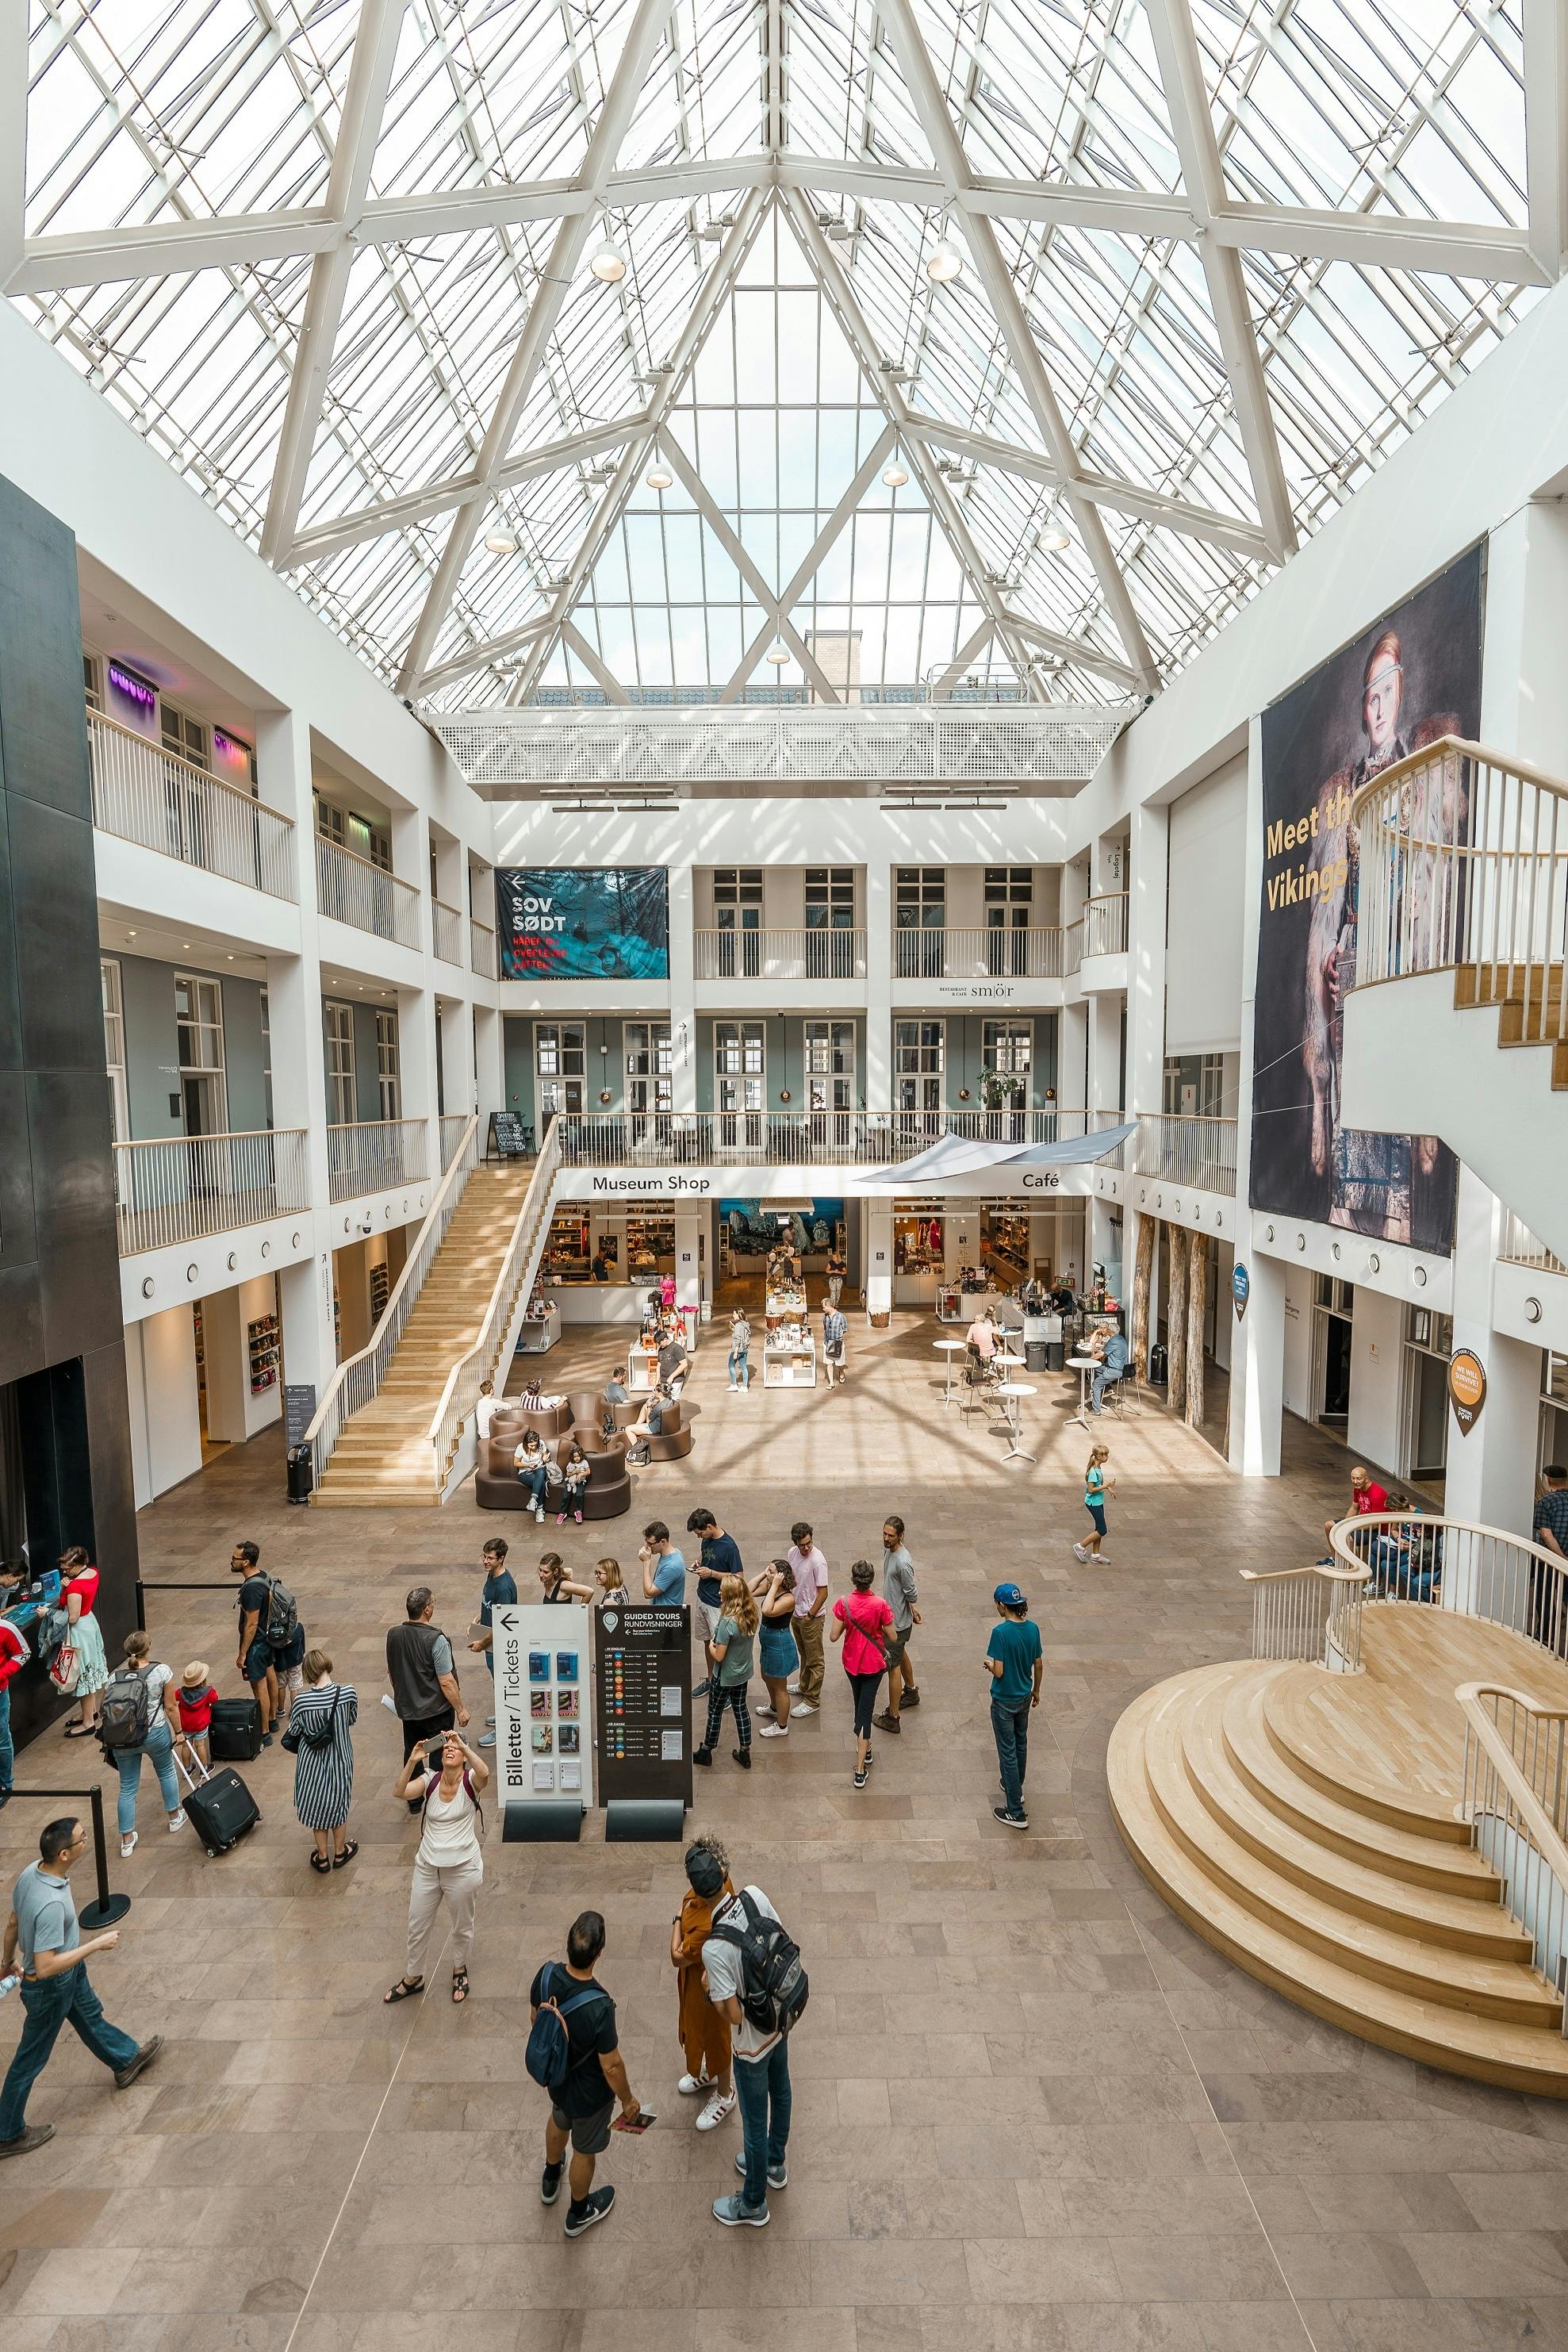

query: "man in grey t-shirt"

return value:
[0, 1817, 161, 2157]
[703, 1874, 792, 2227]
[876, 1514, 922, 1734]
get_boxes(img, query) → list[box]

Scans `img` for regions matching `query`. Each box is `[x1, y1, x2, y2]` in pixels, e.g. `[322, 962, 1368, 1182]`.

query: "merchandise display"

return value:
[246, 1314, 279, 1395]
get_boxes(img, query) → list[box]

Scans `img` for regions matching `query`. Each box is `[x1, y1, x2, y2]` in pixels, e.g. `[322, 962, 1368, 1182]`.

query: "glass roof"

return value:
[16, 0, 1543, 710]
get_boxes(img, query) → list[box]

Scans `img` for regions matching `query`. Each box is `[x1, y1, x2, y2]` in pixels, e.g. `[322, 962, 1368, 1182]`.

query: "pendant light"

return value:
[881, 461, 909, 489]
[645, 463, 673, 490]
[926, 237, 962, 285]
[588, 237, 627, 284]
[765, 640, 790, 665]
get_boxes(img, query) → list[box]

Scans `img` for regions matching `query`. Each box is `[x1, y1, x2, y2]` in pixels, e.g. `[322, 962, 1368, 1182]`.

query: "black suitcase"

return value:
[209, 1695, 263, 1761]
[178, 1759, 261, 1855]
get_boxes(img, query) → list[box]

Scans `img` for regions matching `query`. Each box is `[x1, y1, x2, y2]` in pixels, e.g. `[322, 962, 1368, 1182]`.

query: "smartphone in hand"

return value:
[612, 2109, 657, 2135]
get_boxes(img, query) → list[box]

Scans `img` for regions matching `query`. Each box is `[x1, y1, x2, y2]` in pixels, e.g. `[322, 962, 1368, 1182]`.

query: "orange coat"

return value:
[674, 1874, 734, 2079]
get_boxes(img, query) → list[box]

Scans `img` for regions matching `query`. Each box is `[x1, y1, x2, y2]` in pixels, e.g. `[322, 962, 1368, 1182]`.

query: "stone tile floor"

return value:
[1, 1314, 1564, 2351]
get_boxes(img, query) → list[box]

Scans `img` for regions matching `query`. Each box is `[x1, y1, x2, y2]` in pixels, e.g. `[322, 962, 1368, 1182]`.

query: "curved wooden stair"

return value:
[1109, 1606, 1568, 2095]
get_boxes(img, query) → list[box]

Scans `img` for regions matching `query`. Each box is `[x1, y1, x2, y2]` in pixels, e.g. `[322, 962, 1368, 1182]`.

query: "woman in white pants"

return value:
[385, 1729, 489, 2007]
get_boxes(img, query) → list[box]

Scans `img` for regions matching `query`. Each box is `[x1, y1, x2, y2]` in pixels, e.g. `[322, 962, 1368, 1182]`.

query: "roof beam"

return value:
[560, 620, 631, 703]
[263, 0, 409, 563]
[418, 613, 553, 695]
[719, 421, 899, 700]
[1003, 616, 1144, 693]
[1144, 0, 1295, 563]
[1524, 0, 1568, 282]
[931, 617, 995, 697]
[396, 0, 673, 693]
[1210, 206, 1548, 285]
[879, 0, 1158, 690]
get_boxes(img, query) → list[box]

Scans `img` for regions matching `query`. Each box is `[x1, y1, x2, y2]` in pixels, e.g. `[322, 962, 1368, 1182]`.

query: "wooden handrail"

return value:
[1328, 1510, 1564, 1580]
[1240, 1561, 1370, 1587]
[114, 1126, 303, 1149]
[1456, 1679, 1568, 1889]
[1349, 733, 1568, 828]
[87, 705, 291, 819]
[425, 1127, 561, 1448]
[315, 830, 417, 891]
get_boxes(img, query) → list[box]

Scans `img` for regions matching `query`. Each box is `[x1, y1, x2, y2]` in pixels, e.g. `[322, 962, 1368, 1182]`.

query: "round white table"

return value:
[1067, 1353, 1098, 1431]
[934, 1336, 968, 1406]
[995, 1380, 1037, 1464]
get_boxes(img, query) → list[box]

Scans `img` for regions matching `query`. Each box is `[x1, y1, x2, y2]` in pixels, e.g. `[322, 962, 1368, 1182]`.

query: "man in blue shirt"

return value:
[983, 1584, 1043, 1829]
[470, 1538, 519, 1749]
[638, 1521, 688, 1604]
[1090, 1328, 1130, 1413]
[822, 1304, 848, 1388]
[687, 1508, 742, 1694]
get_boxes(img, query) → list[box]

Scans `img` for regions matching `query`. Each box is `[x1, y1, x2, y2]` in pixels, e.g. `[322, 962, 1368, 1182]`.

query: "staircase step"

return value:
[1261, 1667, 1471, 1840]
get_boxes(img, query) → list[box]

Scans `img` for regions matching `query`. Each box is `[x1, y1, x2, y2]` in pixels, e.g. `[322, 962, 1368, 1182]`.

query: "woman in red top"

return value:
[60, 1546, 109, 1738]
[830, 1559, 895, 1793]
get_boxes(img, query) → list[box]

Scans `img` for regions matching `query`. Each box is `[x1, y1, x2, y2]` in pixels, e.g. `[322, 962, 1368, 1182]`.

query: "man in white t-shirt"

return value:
[474, 1379, 501, 1443]
[785, 1521, 828, 1716]
[703, 1883, 792, 2227]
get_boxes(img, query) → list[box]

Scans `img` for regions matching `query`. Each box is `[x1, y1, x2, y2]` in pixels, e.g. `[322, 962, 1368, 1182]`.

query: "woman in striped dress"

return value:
[288, 1647, 358, 1874]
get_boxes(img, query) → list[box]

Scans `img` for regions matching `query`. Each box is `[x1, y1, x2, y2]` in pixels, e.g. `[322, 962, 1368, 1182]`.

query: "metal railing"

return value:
[1133, 1113, 1239, 1195]
[1242, 1557, 1370, 1672]
[548, 1106, 1124, 1168]
[1499, 1209, 1566, 1276]
[1351, 736, 1568, 1050]
[303, 1114, 479, 1483]
[114, 1129, 309, 1255]
[326, 1118, 428, 1202]
[315, 834, 421, 947]
[1459, 1682, 1568, 2020]
[432, 899, 463, 964]
[427, 1124, 564, 1497]
[1330, 1512, 1568, 1653]
[470, 917, 497, 979]
[696, 928, 868, 981]
[890, 925, 1072, 981]
[1082, 891, 1129, 958]
[87, 709, 296, 900]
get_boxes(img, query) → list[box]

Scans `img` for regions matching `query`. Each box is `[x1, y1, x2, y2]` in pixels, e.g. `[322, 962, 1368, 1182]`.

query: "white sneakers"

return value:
[758, 1723, 789, 1739]
[697, 2089, 737, 2131]
[167, 1810, 186, 1833]
[120, 1832, 138, 1858]
[792, 1701, 817, 1717]
[785, 1681, 799, 1694]
[677, 2072, 710, 2097]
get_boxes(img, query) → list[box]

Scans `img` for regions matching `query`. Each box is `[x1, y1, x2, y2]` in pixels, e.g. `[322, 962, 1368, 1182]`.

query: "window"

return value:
[983, 866, 1032, 973]
[624, 1023, 673, 1122]
[160, 699, 209, 771]
[895, 1019, 943, 1121]
[376, 1008, 401, 1121]
[804, 866, 856, 976]
[83, 653, 103, 715]
[712, 867, 762, 976]
[715, 1021, 765, 1135]
[535, 1022, 586, 1118]
[324, 1001, 355, 1124]
[982, 1020, 1032, 1076]
[805, 1021, 855, 1115]
[895, 868, 945, 977]
[315, 796, 346, 846]
[1163, 1053, 1228, 1117]
[101, 957, 126, 1145]
[174, 973, 227, 1136]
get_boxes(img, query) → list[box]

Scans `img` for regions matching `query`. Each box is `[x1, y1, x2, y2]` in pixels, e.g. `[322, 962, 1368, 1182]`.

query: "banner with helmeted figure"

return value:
[1250, 547, 1482, 1253]
[496, 866, 669, 980]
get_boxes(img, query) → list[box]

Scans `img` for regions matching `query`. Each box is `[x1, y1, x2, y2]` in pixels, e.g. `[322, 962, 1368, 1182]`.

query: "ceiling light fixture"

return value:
[485, 529, 519, 554]
[881, 462, 909, 489]
[926, 238, 962, 285]
[645, 465, 673, 490]
[765, 640, 790, 666]
[1040, 529, 1070, 552]
[588, 238, 627, 283]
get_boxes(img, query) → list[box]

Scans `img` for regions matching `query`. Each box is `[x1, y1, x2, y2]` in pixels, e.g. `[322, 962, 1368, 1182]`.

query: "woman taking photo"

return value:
[59, 1547, 109, 1739]
[671, 1832, 735, 2133]
[830, 1560, 895, 1792]
[693, 1573, 757, 1771]
[286, 1646, 358, 1874]
[753, 1560, 798, 1738]
[385, 1727, 489, 2007]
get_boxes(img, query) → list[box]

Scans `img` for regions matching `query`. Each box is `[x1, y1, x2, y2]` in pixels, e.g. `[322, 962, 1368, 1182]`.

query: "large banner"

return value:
[497, 866, 669, 980]
[1250, 547, 1482, 1253]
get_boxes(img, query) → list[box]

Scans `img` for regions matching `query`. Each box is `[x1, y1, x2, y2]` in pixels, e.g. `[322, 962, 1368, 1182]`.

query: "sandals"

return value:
[451, 1968, 470, 2005]
[384, 1976, 425, 2003]
[309, 1851, 332, 1874]
[332, 1840, 358, 1869]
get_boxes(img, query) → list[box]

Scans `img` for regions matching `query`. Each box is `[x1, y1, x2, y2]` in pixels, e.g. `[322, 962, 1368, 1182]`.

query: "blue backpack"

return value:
[525, 1965, 601, 2097]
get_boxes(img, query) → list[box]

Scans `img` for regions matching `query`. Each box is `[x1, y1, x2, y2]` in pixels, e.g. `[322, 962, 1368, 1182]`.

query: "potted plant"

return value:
[979, 1070, 1025, 1112]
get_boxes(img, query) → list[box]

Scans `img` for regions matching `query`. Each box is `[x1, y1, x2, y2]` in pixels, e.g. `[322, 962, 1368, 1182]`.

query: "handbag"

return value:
[281, 1685, 339, 1755]
[49, 1642, 80, 1694]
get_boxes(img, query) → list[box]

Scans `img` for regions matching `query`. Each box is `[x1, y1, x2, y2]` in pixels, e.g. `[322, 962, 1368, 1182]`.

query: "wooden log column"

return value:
[1130, 1214, 1155, 1379]
[1186, 1230, 1209, 1429]
[1166, 1224, 1190, 1406]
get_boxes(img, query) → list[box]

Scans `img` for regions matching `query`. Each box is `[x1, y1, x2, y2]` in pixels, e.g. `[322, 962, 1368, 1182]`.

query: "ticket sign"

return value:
[1449, 1348, 1487, 1437]
[593, 1603, 693, 1807]
[492, 1602, 593, 1811]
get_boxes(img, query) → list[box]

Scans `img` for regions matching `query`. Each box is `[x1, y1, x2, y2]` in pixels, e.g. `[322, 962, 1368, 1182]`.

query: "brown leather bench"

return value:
[474, 1428, 630, 1520]
[491, 1399, 571, 1442]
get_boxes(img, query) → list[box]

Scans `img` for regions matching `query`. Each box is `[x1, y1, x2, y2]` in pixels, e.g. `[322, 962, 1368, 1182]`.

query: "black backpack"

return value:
[99, 1664, 156, 1751]
[263, 1572, 299, 1649]
[709, 1892, 809, 2038]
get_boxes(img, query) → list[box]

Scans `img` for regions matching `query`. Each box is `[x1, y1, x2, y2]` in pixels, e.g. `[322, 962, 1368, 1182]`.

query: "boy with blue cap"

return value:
[984, 1584, 1042, 1828]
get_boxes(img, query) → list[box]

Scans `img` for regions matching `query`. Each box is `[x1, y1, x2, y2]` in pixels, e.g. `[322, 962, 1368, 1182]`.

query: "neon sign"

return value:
[107, 661, 156, 712]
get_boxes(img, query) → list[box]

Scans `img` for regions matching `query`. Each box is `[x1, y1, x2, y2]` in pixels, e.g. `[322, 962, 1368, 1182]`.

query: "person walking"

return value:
[753, 1560, 798, 1737]
[59, 1548, 108, 1740]
[231, 1540, 280, 1746]
[786, 1521, 828, 1717]
[1074, 1445, 1114, 1566]
[386, 1587, 469, 1813]
[469, 1537, 517, 1750]
[672, 1833, 735, 2131]
[826, 1247, 846, 1307]
[512, 1429, 554, 1520]
[99, 1631, 186, 1859]
[0, 1816, 163, 2158]
[705, 1877, 796, 2226]
[639, 1520, 688, 1603]
[830, 1561, 894, 1792]
[530, 1910, 642, 2237]
[686, 1507, 742, 1696]
[694, 1574, 757, 1771]
[822, 1299, 848, 1388]
[385, 1728, 490, 2007]
[875, 1514, 922, 1734]
[286, 1647, 358, 1873]
[726, 1309, 752, 1393]
[985, 1583, 1043, 1829]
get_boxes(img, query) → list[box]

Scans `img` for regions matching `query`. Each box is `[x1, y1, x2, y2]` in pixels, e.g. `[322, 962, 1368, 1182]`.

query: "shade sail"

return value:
[870, 1122, 1136, 1185]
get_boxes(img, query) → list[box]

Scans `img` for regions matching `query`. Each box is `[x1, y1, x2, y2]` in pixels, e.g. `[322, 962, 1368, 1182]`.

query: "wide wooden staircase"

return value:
[1109, 1604, 1568, 2094]
[312, 1162, 537, 1508]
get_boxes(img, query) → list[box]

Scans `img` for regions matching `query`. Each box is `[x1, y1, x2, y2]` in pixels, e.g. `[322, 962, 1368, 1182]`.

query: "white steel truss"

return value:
[11, 0, 1560, 708]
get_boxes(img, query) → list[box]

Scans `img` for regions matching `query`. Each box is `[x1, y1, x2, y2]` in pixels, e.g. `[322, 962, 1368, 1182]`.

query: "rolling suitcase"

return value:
[174, 1747, 260, 1856]
[209, 1694, 263, 1761]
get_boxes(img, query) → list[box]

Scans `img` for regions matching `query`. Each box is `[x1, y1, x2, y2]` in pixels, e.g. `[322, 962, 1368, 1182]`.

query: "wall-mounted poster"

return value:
[1249, 547, 1482, 1253]
[720, 1199, 845, 1257]
[496, 867, 669, 980]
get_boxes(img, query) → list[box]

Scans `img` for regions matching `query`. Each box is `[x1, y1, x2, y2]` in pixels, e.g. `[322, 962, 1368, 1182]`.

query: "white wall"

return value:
[1282, 1264, 1315, 1422]
[1347, 1287, 1404, 1475]
[126, 1306, 203, 1507]
[1164, 755, 1246, 1054]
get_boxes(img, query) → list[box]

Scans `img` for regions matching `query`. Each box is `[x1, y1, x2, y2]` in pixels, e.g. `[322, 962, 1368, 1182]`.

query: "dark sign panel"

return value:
[592, 1604, 693, 1805]
[1250, 547, 1481, 1253]
[496, 866, 669, 981]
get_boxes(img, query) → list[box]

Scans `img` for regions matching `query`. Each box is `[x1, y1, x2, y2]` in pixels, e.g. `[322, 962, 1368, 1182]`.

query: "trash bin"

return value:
[1148, 1341, 1168, 1387]
[1045, 1339, 1064, 1372]
[286, 1445, 314, 1506]
[1025, 1339, 1049, 1373]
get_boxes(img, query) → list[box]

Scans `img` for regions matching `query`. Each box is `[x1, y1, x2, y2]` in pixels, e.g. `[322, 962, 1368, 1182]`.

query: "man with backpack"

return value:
[703, 1874, 807, 2227]
[230, 1540, 300, 1748]
[527, 1911, 642, 2238]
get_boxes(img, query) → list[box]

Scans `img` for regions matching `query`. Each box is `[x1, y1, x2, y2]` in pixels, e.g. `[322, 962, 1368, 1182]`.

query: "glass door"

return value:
[376, 1008, 401, 1120]
[804, 866, 856, 978]
[624, 1021, 673, 1149]
[1402, 1307, 1451, 1483]
[324, 1001, 355, 1124]
[895, 1019, 944, 1146]
[713, 868, 762, 978]
[805, 1020, 855, 1153]
[982, 1019, 1032, 1141]
[895, 867, 945, 979]
[715, 1020, 765, 1149]
[176, 973, 228, 1139]
[535, 1022, 586, 1125]
[984, 867, 1032, 976]
[1312, 1274, 1355, 1432]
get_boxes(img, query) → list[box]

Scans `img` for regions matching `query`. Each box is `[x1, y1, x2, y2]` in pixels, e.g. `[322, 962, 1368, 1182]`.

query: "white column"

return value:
[1226, 1250, 1285, 1476]
[865, 860, 891, 1109]
[1443, 1165, 1543, 1540]
[389, 803, 439, 1180]
[1346, 1287, 1403, 1475]
[865, 1203, 893, 1324]
[673, 1210, 703, 1343]
[473, 1003, 503, 1129]
[667, 865, 697, 1113]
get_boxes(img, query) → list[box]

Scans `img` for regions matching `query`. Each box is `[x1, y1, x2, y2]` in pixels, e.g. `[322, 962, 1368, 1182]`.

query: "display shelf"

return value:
[936, 1283, 963, 1322]
[370, 1260, 390, 1326]
[516, 1299, 561, 1354]
[247, 1312, 280, 1395]
[764, 1331, 817, 1388]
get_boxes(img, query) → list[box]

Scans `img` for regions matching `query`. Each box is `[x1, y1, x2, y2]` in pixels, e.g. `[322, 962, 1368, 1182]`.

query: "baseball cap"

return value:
[684, 1843, 726, 1897]
[993, 1583, 1026, 1610]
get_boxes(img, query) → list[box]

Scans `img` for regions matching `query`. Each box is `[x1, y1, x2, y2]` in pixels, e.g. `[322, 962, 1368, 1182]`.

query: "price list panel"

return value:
[593, 1603, 692, 1805]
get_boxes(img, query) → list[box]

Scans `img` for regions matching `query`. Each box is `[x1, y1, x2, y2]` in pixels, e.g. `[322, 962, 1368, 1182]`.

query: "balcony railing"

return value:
[470, 916, 497, 979]
[1082, 891, 1129, 958]
[326, 1118, 427, 1202]
[432, 899, 463, 964]
[87, 709, 296, 900]
[890, 926, 1072, 981]
[1243, 1557, 1369, 1673]
[1499, 1209, 1566, 1276]
[315, 834, 420, 947]
[440, 1113, 472, 1169]
[550, 1107, 1121, 1168]
[696, 928, 868, 982]
[114, 1128, 309, 1256]
[1133, 1114, 1238, 1195]
[1459, 1682, 1568, 2018]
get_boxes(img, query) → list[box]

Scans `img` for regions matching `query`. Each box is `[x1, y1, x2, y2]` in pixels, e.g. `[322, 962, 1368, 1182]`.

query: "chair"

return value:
[958, 1362, 992, 1422]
